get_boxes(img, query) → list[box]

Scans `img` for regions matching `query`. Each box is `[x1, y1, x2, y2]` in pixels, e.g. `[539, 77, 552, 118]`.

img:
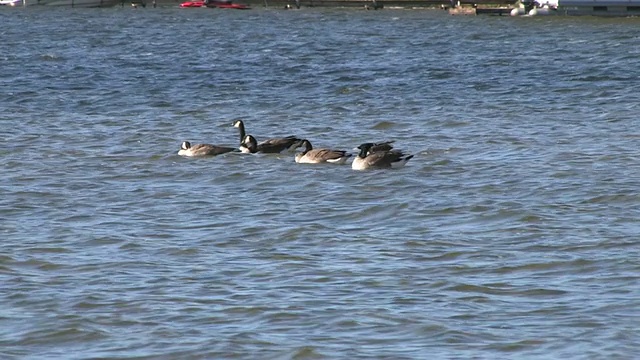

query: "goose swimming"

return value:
[239, 135, 259, 154]
[351, 142, 413, 170]
[353, 140, 395, 154]
[178, 141, 238, 157]
[233, 119, 303, 153]
[294, 139, 352, 164]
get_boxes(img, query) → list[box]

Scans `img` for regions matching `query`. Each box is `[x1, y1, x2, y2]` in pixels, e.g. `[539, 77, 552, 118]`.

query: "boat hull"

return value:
[180, 0, 250, 8]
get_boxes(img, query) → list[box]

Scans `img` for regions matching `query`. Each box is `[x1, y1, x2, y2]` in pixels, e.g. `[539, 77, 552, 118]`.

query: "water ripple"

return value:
[1, 8, 640, 360]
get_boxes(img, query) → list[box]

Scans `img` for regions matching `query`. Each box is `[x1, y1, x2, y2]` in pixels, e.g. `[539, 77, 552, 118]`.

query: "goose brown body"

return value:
[178, 141, 237, 157]
[294, 139, 351, 164]
[351, 142, 413, 170]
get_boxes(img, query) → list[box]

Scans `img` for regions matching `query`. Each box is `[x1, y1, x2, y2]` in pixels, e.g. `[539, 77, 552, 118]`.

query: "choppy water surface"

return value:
[2, 7, 640, 359]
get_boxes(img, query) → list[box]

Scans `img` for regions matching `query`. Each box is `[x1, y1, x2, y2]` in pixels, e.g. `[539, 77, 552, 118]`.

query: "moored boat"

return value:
[0, 0, 22, 5]
[509, 0, 640, 16]
[179, 0, 204, 6]
[179, 0, 250, 9]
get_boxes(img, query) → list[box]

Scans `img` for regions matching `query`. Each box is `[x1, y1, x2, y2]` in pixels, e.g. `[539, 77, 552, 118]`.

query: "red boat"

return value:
[179, 0, 203, 6]
[179, 0, 250, 9]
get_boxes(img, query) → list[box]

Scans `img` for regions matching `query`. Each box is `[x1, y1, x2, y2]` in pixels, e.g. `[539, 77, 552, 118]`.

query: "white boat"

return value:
[0, 0, 23, 5]
[511, 0, 640, 15]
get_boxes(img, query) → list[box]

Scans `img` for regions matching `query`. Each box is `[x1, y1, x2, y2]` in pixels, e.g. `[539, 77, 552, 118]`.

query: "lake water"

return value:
[2, 6, 640, 359]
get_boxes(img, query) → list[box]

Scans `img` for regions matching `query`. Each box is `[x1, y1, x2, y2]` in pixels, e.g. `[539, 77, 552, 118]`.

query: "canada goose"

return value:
[369, 140, 395, 153]
[232, 119, 303, 153]
[239, 135, 259, 154]
[352, 142, 414, 170]
[294, 139, 352, 164]
[239, 134, 303, 154]
[352, 140, 395, 154]
[178, 141, 238, 157]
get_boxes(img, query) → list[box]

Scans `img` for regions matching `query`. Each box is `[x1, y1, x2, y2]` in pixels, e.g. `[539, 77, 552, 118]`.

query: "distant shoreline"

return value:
[125, 0, 512, 9]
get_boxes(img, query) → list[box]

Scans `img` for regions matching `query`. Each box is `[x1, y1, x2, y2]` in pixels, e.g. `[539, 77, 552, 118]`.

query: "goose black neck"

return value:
[236, 122, 246, 144]
[302, 140, 312, 154]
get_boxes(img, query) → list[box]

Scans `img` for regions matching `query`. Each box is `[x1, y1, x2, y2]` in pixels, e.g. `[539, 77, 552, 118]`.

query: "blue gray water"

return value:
[2, 6, 640, 359]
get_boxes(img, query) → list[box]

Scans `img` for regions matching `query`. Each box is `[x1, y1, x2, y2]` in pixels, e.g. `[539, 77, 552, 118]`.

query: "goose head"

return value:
[240, 134, 258, 153]
[299, 139, 313, 154]
[356, 143, 374, 158]
[232, 119, 244, 129]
